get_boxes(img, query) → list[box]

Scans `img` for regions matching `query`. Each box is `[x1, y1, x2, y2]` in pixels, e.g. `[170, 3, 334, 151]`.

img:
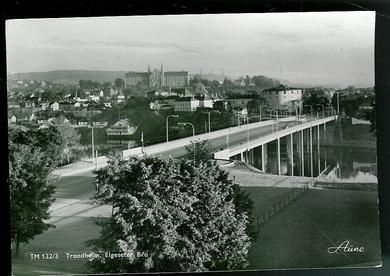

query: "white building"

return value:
[106, 119, 137, 136]
[51, 101, 59, 111]
[9, 115, 17, 124]
[262, 85, 303, 111]
[174, 97, 200, 112]
[196, 94, 214, 109]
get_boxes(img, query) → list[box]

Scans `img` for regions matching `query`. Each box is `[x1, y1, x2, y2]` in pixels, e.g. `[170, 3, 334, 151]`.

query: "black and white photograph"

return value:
[6, 12, 381, 275]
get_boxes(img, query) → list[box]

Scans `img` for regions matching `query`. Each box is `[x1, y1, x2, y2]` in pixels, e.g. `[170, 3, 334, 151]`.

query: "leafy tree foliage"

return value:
[79, 80, 101, 90]
[365, 102, 376, 135]
[185, 140, 212, 164]
[114, 78, 124, 89]
[213, 101, 228, 112]
[9, 126, 56, 255]
[247, 97, 268, 115]
[87, 156, 251, 273]
[250, 75, 281, 89]
[56, 123, 81, 163]
[302, 92, 330, 114]
[185, 140, 258, 241]
[331, 93, 361, 117]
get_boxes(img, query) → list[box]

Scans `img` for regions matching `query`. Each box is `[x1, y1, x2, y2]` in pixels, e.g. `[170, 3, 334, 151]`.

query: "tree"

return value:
[213, 101, 227, 112]
[87, 156, 251, 273]
[185, 140, 212, 164]
[185, 140, 258, 241]
[222, 78, 234, 89]
[114, 78, 124, 90]
[244, 75, 251, 86]
[56, 123, 81, 163]
[9, 127, 56, 256]
[365, 102, 376, 135]
[247, 97, 267, 115]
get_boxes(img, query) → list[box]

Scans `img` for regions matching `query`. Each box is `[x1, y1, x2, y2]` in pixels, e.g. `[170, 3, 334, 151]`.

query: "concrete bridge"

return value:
[62, 115, 336, 176]
[214, 116, 338, 176]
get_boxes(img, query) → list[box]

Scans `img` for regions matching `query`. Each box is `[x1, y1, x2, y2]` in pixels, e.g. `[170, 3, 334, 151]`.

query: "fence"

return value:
[253, 184, 309, 231]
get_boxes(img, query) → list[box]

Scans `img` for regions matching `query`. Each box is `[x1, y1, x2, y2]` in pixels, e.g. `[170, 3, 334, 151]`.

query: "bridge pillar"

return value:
[310, 126, 313, 177]
[301, 130, 304, 176]
[318, 124, 321, 176]
[277, 138, 281, 175]
[262, 143, 267, 172]
[240, 152, 244, 162]
[291, 133, 294, 176]
[324, 122, 327, 142]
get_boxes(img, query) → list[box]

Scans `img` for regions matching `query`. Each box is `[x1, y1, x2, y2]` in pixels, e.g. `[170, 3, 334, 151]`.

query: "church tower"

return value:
[160, 64, 165, 87]
[147, 64, 152, 87]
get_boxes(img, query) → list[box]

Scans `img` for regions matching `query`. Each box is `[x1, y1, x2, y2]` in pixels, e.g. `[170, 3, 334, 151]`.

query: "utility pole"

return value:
[166, 114, 179, 142]
[178, 122, 195, 163]
[91, 122, 95, 161]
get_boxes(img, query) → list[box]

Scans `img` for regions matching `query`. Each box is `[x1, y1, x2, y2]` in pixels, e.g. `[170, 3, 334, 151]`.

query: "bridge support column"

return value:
[240, 152, 244, 162]
[310, 126, 313, 177]
[277, 138, 281, 175]
[318, 124, 321, 175]
[290, 133, 294, 176]
[324, 122, 326, 142]
[262, 143, 267, 172]
[301, 130, 304, 176]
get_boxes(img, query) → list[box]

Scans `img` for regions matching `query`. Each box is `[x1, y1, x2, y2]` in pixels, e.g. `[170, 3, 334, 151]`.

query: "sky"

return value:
[6, 12, 375, 88]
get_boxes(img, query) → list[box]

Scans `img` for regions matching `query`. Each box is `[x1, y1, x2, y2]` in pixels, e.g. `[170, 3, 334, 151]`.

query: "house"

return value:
[77, 121, 89, 127]
[51, 101, 59, 111]
[9, 115, 17, 124]
[40, 102, 50, 111]
[29, 113, 36, 122]
[91, 121, 108, 128]
[106, 119, 137, 136]
[59, 102, 75, 111]
[89, 95, 100, 102]
[8, 101, 20, 109]
[234, 79, 246, 87]
[174, 97, 200, 112]
[196, 94, 214, 109]
[150, 100, 162, 110]
[117, 95, 126, 103]
[262, 85, 303, 111]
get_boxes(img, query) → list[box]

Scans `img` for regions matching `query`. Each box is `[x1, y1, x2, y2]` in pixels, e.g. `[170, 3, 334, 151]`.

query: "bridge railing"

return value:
[253, 184, 310, 231]
[123, 116, 298, 158]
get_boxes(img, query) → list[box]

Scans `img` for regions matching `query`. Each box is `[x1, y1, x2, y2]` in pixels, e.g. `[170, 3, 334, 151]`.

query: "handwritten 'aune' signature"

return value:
[327, 240, 365, 254]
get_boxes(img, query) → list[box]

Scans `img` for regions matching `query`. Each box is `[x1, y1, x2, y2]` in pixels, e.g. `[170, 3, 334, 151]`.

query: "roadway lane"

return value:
[53, 171, 95, 200]
[157, 120, 298, 158]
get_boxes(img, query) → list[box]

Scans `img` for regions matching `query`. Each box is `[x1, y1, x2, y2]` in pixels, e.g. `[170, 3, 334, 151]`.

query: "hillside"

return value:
[7, 70, 128, 84]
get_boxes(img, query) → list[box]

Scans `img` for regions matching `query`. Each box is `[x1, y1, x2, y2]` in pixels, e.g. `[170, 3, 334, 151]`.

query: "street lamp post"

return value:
[336, 91, 340, 114]
[316, 104, 325, 118]
[166, 114, 179, 142]
[208, 111, 211, 133]
[201, 111, 212, 133]
[178, 122, 196, 163]
[91, 121, 95, 161]
[259, 105, 266, 122]
[304, 105, 313, 118]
